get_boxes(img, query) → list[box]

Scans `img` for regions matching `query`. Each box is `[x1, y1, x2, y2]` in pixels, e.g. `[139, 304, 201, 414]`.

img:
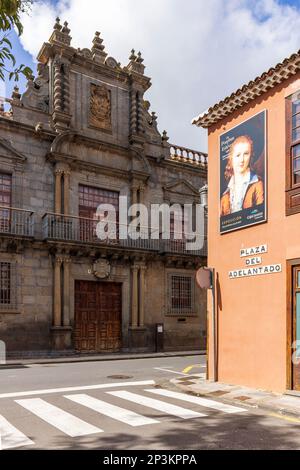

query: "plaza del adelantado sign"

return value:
[229, 244, 282, 279]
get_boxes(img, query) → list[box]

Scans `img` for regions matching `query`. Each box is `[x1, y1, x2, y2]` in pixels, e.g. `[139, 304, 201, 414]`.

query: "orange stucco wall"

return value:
[207, 73, 300, 393]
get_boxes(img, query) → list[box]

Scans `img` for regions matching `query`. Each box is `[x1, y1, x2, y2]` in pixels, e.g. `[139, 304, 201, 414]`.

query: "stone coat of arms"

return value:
[89, 83, 111, 131]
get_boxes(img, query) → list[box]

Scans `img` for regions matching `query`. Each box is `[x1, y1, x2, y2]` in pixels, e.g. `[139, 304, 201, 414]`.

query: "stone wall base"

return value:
[128, 327, 149, 352]
[50, 326, 73, 350]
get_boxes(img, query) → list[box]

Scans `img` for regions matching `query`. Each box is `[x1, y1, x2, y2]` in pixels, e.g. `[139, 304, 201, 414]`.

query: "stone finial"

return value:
[127, 49, 145, 75]
[11, 85, 21, 107]
[62, 21, 70, 35]
[12, 85, 21, 101]
[136, 51, 144, 64]
[53, 17, 62, 31]
[92, 31, 105, 51]
[151, 111, 157, 121]
[92, 31, 107, 64]
[129, 49, 137, 61]
[49, 17, 72, 46]
[150, 111, 158, 130]
[162, 130, 169, 142]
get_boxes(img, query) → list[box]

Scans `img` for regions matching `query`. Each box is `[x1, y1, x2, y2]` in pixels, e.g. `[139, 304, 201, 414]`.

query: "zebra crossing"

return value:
[0, 383, 247, 450]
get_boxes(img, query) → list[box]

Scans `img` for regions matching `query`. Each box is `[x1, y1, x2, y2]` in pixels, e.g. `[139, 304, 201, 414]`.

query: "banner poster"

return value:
[220, 110, 266, 234]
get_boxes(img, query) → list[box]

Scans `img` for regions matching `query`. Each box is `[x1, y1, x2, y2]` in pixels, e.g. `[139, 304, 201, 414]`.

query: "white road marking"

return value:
[146, 389, 246, 414]
[65, 394, 159, 427]
[0, 414, 33, 450]
[0, 380, 155, 399]
[15, 398, 103, 437]
[154, 367, 189, 376]
[107, 390, 206, 419]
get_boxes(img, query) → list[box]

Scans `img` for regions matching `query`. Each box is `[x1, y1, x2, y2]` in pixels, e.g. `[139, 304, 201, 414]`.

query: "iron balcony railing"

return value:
[0, 206, 35, 237]
[42, 213, 207, 256]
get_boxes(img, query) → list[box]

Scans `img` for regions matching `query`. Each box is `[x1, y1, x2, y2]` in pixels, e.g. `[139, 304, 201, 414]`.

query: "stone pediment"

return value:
[0, 137, 27, 163]
[164, 179, 199, 197]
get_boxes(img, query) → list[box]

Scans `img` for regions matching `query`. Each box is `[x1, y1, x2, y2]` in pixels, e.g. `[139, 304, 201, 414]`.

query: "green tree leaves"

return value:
[0, 1, 33, 82]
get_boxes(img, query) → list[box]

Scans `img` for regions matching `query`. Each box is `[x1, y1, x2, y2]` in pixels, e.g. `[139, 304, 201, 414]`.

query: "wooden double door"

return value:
[74, 280, 122, 353]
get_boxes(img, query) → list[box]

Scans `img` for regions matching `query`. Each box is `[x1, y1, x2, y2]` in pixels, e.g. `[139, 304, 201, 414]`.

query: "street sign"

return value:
[196, 267, 213, 289]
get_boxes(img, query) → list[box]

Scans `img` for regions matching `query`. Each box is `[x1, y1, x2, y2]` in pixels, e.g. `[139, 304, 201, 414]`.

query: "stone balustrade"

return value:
[169, 144, 208, 168]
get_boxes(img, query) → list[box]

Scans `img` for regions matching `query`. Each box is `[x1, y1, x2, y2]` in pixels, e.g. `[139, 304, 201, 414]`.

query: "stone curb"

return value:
[171, 379, 300, 420]
[0, 350, 206, 367]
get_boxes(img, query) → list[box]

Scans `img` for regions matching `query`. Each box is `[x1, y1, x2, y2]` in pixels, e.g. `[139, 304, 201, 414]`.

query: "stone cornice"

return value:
[47, 151, 149, 182]
[0, 117, 55, 141]
[50, 131, 130, 156]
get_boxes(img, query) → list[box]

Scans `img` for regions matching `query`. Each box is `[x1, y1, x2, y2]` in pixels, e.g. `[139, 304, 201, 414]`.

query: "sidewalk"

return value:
[172, 373, 300, 419]
[0, 350, 206, 367]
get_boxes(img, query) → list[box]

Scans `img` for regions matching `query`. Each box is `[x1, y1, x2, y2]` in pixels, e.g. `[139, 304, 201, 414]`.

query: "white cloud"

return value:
[20, 0, 300, 151]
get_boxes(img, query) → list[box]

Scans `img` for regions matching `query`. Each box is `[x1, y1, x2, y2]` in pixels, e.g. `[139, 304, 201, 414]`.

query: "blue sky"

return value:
[2, 0, 300, 150]
[279, 0, 300, 5]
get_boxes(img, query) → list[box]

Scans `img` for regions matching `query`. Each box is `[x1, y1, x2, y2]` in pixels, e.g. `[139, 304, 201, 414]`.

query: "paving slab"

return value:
[172, 376, 300, 419]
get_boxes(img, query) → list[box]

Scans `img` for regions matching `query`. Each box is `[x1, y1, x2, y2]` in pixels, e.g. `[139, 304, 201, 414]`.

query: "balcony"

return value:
[0, 206, 34, 237]
[42, 213, 207, 256]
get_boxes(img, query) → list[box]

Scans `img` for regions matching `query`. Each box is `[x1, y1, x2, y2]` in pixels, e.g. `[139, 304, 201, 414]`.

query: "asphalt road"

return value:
[0, 354, 300, 450]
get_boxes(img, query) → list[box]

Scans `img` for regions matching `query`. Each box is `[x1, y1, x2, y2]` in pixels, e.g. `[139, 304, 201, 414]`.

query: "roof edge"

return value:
[193, 48, 300, 129]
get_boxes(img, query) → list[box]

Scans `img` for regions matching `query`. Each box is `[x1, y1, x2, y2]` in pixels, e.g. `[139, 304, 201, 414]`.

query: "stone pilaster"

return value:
[54, 167, 63, 213]
[63, 169, 70, 214]
[63, 256, 71, 327]
[131, 184, 138, 206]
[54, 163, 71, 214]
[53, 255, 63, 327]
[131, 264, 139, 328]
[139, 265, 146, 327]
[138, 185, 145, 205]
[51, 254, 72, 350]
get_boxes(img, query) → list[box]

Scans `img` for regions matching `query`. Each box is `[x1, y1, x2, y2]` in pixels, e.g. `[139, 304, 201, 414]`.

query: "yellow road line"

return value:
[269, 412, 300, 424]
[182, 364, 202, 374]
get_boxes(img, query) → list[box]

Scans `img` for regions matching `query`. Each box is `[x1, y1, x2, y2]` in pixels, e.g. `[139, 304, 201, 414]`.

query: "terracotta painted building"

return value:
[193, 49, 300, 393]
[0, 19, 208, 357]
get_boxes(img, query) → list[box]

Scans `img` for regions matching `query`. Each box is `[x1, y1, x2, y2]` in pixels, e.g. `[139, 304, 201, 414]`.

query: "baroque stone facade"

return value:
[0, 19, 207, 356]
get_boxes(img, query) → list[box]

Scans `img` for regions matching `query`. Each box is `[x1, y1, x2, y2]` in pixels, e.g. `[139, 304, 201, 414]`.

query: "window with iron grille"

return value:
[0, 262, 17, 310]
[167, 274, 195, 315]
[78, 184, 119, 241]
[79, 185, 119, 218]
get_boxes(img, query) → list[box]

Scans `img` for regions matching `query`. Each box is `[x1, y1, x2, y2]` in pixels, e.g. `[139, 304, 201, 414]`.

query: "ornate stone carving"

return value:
[49, 18, 72, 46]
[78, 48, 93, 59]
[92, 259, 111, 279]
[89, 83, 111, 131]
[105, 57, 118, 69]
[21, 63, 49, 113]
[127, 49, 145, 75]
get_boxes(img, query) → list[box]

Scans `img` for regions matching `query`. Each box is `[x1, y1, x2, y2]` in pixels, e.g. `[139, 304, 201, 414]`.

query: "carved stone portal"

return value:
[89, 83, 111, 131]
